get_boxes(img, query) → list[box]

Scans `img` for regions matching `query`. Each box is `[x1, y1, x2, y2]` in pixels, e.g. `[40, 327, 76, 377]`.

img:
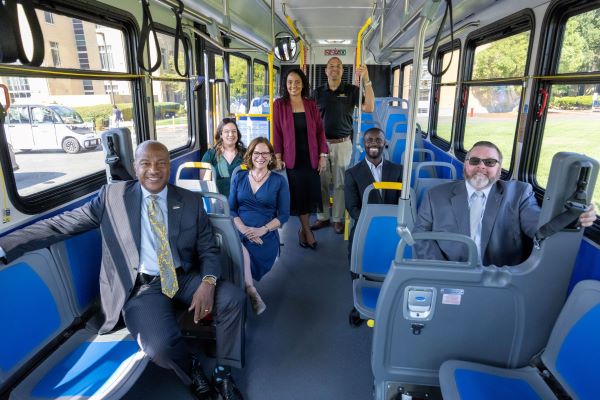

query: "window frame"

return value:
[429, 40, 461, 151]
[454, 9, 535, 176]
[227, 52, 251, 113]
[525, 0, 600, 239]
[0, 0, 142, 214]
[252, 59, 268, 100]
[150, 23, 195, 156]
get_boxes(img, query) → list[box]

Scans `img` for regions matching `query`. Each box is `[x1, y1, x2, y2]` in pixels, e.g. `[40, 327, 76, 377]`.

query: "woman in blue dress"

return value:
[229, 137, 290, 314]
[201, 117, 245, 197]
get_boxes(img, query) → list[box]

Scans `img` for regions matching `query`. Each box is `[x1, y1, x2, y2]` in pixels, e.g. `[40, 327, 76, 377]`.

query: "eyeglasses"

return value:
[222, 117, 236, 123]
[466, 157, 499, 167]
[252, 151, 272, 158]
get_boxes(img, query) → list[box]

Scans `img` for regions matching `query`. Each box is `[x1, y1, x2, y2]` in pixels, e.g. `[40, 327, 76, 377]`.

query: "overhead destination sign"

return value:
[324, 48, 346, 56]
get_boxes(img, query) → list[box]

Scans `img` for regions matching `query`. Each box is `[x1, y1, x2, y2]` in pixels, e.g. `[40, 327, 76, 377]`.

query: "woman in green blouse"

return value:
[202, 117, 246, 196]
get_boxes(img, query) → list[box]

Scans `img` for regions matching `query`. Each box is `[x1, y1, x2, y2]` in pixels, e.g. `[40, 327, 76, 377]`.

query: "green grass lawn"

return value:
[156, 116, 187, 125]
[436, 112, 600, 209]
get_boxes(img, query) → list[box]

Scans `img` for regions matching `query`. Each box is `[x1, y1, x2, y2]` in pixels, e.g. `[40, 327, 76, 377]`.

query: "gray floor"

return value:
[124, 218, 374, 400]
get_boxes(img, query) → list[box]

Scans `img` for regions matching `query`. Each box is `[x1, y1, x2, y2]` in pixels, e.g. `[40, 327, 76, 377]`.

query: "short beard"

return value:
[466, 172, 497, 190]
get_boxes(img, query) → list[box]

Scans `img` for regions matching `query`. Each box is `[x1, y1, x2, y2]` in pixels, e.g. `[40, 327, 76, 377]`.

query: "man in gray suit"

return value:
[0, 141, 245, 400]
[414, 141, 596, 266]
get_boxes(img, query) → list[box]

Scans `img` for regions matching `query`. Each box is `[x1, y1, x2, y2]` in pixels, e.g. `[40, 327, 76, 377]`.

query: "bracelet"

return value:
[320, 153, 328, 158]
[364, 81, 372, 87]
[264, 225, 270, 232]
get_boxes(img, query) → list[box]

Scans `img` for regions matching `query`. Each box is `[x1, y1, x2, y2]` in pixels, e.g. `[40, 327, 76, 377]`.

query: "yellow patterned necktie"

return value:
[147, 194, 179, 298]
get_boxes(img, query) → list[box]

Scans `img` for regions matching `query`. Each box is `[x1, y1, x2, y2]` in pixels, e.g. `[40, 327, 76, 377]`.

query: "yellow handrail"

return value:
[285, 15, 304, 69]
[373, 181, 403, 190]
[355, 17, 372, 69]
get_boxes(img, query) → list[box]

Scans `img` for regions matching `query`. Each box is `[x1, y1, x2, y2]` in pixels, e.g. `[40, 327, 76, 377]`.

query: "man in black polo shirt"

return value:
[311, 56, 375, 234]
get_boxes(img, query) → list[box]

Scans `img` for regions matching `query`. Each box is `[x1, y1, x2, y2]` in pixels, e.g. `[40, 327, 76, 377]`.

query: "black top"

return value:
[293, 112, 311, 169]
[313, 82, 360, 139]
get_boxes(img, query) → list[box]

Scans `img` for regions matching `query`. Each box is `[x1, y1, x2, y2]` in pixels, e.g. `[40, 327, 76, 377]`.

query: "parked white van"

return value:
[4, 105, 100, 153]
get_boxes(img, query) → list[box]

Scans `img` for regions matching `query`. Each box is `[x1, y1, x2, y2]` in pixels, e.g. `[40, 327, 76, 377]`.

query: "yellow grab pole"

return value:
[285, 15, 304, 69]
[355, 17, 372, 69]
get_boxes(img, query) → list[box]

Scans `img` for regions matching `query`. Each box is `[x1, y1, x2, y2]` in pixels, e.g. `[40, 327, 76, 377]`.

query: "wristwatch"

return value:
[202, 275, 217, 286]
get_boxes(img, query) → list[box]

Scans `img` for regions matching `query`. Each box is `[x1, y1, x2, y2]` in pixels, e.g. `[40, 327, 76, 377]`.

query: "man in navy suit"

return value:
[414, 141, 596, 266]
[345, 127, 403, 326]
[0, 141, 245, 400]
[345, 127, 403, 249]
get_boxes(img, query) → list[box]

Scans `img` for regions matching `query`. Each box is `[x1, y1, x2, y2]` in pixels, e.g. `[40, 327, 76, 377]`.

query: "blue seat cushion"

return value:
[32, 340, 141, 397]
[363, 217, 400, 276]
[0, 263, 61, 371]
[361, 285, 380, 310]
[556, 304, 600, 399]
[454, 369, 543, 400]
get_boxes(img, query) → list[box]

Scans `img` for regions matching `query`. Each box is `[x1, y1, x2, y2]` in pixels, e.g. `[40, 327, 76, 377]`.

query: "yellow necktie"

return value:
[147, 194, 179, 298]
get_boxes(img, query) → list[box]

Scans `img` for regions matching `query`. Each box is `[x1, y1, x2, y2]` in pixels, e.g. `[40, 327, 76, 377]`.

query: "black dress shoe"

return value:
[310, 219, 330, 230]
[214, 374, 244, 400]
[349, 307, 364, 327]
[191, 362, 217, 400]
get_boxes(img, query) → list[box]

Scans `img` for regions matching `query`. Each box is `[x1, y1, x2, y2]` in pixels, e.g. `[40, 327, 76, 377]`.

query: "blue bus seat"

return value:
[439, 279, 600, 400]
[50, 229, 102, 316]
[1, 250, 148, 399]
[371, 152, 598, 399]
[413, 162, 457, 208]
[178, 192, 246, 367]
[350, 183, 414, 320]
[175, 161, 219, 211]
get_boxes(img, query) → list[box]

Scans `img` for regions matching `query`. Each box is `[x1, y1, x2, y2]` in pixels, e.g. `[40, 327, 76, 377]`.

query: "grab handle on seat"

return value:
[396, 231, 479, 268]
[200, 191, 230, 216]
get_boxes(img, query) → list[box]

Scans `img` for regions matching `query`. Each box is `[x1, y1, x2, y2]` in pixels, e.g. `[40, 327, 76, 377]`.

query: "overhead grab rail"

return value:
[427, 0, 454, 78]
[157, 0, 270, 53]
[401, 0, 445, 202]
[137, 0, 162, 73]
[172, 0, 189, 77]
[0, 0, 44, 66]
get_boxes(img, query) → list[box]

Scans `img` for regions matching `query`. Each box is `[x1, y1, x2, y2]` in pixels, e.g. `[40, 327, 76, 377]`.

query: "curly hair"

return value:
[214, 117, 246, 159]
[243, 137, 276, 170]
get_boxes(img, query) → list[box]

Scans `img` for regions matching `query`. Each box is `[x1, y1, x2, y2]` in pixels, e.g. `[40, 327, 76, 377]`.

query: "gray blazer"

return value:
[413, 180, 541, 266]
[0, 181, 220, 333]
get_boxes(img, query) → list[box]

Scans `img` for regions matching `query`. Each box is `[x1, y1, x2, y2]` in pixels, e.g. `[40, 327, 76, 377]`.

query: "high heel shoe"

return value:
[247, 286, 266, 315]
[298, 229, 308, 248]
[305, 229, 317, 250]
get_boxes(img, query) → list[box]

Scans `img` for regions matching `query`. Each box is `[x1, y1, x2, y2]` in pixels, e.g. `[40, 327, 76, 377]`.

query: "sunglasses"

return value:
[467, 157, 499, 167]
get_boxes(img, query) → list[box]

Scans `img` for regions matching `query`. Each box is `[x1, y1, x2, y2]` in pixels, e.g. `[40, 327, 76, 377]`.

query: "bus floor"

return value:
[123, 217, 374, 400]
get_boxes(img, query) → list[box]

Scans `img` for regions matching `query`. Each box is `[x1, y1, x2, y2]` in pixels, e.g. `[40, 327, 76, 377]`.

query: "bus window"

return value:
[463, 30, 531, 168]
[253, 60, 267, 99]
[401, 63, 411, 99]
[434, 48, 460, 144]
[536, 8, 600, 210]
[151, 31, 191, 151]
[229, 54, 249, 114]
[416, 58, 432, 133]
[392, 67, 400, 102]
[0, 10, 134, 205]
[215, 55, 224, 79]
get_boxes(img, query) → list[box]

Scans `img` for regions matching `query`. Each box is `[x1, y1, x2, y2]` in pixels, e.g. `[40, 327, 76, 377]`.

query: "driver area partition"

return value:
[371, 152, 598, 400]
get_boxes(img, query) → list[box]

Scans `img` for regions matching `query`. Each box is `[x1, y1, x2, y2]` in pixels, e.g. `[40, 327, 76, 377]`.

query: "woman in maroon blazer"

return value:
[273, 68, 328, 249]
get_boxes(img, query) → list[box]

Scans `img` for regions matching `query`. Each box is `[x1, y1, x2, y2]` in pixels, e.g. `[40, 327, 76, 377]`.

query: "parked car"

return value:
[249, 96, 270, 114]
[4, 105, 100, 154]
